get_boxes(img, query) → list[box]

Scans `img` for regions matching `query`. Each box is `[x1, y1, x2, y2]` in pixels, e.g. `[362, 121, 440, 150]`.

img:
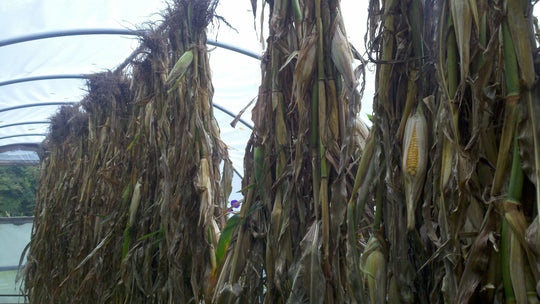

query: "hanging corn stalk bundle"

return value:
[24, 0, 231, 303]
[212, 0, 369, 303]
[121, 0, 232, 302]
[24, 73, 136, 303]
[365, 0, 540, 302]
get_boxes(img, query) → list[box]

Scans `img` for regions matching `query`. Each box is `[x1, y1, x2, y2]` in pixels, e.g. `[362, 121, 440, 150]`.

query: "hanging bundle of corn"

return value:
[24, 73, 136, 303]
[212, 0, 369, 302]
[24, 1, 231, 303]
[364, 0, 433, 302]
[122, 1, 232, 301]
[364, 0, 540, 302]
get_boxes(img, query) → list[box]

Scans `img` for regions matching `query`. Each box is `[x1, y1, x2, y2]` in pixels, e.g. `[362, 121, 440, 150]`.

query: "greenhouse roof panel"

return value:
[0, 150, 39, 164]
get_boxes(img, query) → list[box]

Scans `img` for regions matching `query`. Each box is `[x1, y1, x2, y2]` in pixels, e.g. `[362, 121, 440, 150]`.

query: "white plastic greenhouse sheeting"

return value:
[0, 151, 38, 164]
[0, 221, 32, 303]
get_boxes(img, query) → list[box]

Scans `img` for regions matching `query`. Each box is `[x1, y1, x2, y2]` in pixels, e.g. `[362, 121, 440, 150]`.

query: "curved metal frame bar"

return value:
[0, 133, 46, 141]
[0, 29, 144, 47]
[0, 102, 78, 113]
[0, 143, 41, 153]
[208, 39, 261, 60]
[213, 103, 253, 130]
[0, 121, 50, 129]
[0, 100, 255, 130]
[0, 28, 262, 60]
[0, 74, 87, 87]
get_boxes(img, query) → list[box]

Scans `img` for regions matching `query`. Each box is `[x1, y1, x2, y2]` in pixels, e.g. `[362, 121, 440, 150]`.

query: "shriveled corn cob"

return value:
[402, 107, 428, 231]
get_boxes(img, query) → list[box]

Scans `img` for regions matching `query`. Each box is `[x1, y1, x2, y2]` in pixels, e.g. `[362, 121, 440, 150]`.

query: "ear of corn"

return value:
[331, 23, 356, 91]
[128, 181, 142, 227]
[165, 49, 194, 90]
[293, 33, 317, 104]
[449, 0, 478, 82]
[440, 137, 454, 189]
[196, 157, 214, 227]
[402, 107, 428, 231]
[362, 235, 387, 304]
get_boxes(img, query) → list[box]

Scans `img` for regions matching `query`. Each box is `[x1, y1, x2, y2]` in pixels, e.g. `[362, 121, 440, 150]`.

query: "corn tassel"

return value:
[402, 107, 428, 231]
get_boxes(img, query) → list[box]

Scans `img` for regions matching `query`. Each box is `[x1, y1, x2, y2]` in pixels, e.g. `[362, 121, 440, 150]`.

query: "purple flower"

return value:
[230, 200, 241, 209]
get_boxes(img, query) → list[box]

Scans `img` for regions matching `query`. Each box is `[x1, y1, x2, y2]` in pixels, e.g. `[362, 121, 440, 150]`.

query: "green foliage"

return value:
[215, 213, 240, 267]
[0, 166, 38, 216]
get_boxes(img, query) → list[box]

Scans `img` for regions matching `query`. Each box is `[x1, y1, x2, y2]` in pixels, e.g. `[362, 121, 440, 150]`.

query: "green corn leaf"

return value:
[215, 213, 240, 266]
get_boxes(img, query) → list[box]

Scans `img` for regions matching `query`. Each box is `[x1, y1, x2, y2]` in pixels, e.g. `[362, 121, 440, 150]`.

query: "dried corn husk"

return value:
[331, 23, 356, 91]
[293, 32, 317, 102]
[449, 0, 479, 82]
[526, 216, 540, 258]
[128, 181, 141, 227]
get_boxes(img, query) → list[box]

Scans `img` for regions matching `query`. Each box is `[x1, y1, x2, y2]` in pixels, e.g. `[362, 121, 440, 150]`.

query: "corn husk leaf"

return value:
[449, 0, 478, 82]
[292, 33, 317, 104]
[287, 222, 325, 304]
[505, 203, 540, 282]
[331, 24, 356, 91]
[215, 213, 240, 268]
[518, 90, 540, 241]
[128, 181, 141, 227]
[509, 230, 527, 304]
[506, 0, 535, 88]
[526, 215, 540, 257]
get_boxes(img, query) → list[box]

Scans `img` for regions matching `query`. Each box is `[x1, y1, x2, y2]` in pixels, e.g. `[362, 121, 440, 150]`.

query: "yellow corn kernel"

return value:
[406, 126, 419, 176]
